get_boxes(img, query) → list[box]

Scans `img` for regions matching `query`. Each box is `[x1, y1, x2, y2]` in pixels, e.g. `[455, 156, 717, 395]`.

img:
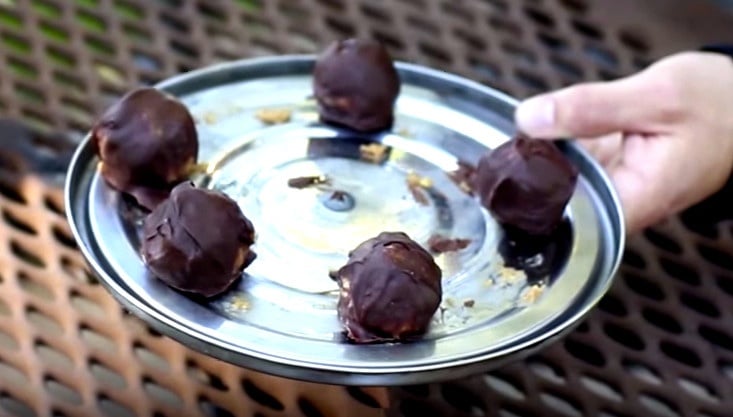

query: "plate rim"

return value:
[65, 54, 626, 385]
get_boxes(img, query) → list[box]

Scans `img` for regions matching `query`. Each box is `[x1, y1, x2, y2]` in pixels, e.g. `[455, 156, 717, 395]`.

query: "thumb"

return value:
[514, 73, 662, 139]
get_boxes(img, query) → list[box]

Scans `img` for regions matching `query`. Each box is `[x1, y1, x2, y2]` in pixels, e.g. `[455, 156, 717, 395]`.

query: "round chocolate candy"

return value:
[313, 38, 400, 132]
[474, 136, 579, 236]
[334, 231, 442, 343]
[141, 182, 256, 298]
[92, 87, 198, 210]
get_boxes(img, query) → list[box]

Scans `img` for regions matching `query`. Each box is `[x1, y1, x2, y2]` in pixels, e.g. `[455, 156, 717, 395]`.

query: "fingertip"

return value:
[514, 95, 558, 138]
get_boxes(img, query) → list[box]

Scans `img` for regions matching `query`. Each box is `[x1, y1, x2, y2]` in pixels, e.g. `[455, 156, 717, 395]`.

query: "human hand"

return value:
[514, 51, 733, 235]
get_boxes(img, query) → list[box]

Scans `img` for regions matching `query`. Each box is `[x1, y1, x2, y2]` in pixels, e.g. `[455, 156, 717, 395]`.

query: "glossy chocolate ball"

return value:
[334, 232, 442, 343]
[92, 87, 198, 210]
[474, 136, 579, 235]
[313, 38, 400, 132]
[141, 182, 256, 298]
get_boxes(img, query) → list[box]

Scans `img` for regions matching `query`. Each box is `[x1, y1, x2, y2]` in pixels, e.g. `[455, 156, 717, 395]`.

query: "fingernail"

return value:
[515, 96, 556, 137]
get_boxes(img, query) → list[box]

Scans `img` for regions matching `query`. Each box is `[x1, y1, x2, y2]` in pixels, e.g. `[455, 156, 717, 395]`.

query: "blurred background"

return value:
[2, 1, 733, 417]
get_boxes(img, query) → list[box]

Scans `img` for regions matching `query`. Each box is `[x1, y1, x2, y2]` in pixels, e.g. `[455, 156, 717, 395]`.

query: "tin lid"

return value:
[65, 55, 624, 385]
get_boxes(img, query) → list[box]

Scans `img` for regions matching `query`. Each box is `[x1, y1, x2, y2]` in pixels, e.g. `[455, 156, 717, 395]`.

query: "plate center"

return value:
[255, 157, 440, 255]
[204, 126, 489, 294]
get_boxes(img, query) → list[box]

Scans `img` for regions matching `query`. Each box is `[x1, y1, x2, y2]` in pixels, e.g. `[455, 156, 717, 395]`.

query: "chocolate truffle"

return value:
[141, 182, 256, 298]
[313, 38, 400, 132]
[474, 136, 579, 235]
[334, 232, 442, 343]
[92, 87, 198, 210]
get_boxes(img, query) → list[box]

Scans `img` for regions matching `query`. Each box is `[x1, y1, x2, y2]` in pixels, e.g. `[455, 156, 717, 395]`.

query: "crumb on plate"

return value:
[230, 296, 250, 310]
[428, 234, 471, 254]
[359, 143, 389, 164]
[256, 107, 292, 124]
[406, 171, 433, 188]
[448, 161, 476, 195]
[497, 265, 525, 285]
[287, 175, 330, 189]
[520, 284, 546, 304]
[202, 111, 218, 125]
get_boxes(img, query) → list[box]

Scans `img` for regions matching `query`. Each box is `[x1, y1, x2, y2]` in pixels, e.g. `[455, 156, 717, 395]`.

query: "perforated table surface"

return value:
[2, 1, 733, 416]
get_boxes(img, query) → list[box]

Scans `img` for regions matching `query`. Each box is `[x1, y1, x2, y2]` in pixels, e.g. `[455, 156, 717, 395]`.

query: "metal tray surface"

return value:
[65, 55, 624, 385]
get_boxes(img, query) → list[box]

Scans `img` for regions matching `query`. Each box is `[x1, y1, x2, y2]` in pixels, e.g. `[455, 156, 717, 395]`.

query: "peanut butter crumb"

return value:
[497, 266, 525, 284]
[230, 296, 250, 310]
[406, 171, 434, 205]
[406, 171, 433, 188]
[520, 285, 546, 304]
[256, 108, 292, 124]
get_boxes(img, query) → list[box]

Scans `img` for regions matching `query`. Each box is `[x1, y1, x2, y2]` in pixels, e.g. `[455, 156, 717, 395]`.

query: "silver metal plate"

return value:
[66, 55, 624, 385]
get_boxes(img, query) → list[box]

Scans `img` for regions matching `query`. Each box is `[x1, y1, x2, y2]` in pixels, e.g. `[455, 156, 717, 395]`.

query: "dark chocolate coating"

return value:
[498, 219, 573, 283]
[427, 234, 471, 254]
[92, 87, 198, 210]
[141, 182, 256, 298]
[335, 232, 442, 343]
[313, 38, 400, 132]
[474, 136, 579, 235]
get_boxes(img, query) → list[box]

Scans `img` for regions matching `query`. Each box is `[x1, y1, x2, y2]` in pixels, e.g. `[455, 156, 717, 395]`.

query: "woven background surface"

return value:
[2, 0, 733, 416]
